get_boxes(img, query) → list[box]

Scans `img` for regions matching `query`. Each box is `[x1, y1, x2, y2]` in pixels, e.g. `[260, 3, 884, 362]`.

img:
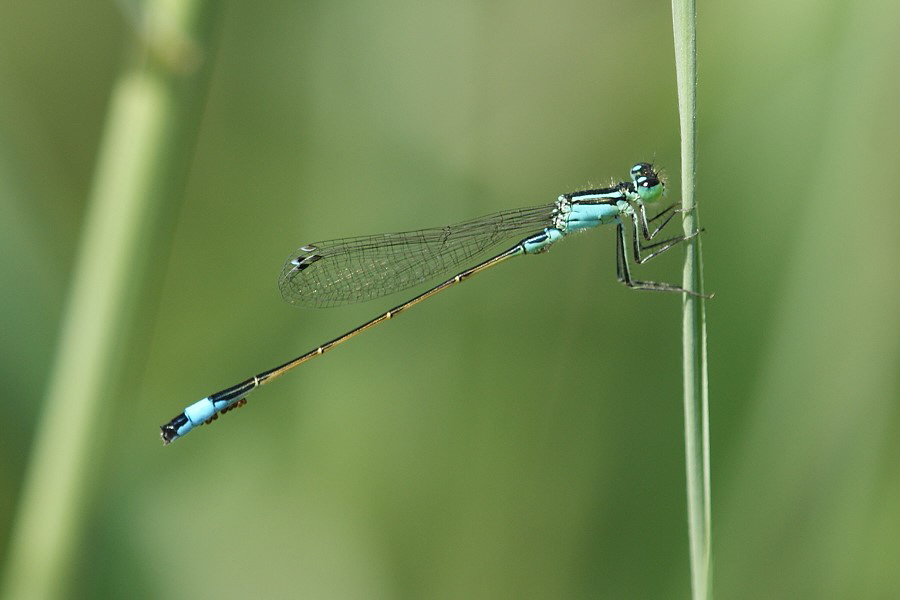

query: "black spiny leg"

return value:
[615, 220, 710, 297]
[630, 208, 703, 265]
[638, 202, 679, 240]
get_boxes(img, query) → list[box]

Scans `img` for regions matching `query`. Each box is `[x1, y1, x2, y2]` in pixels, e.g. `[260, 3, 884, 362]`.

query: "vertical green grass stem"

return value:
[671, 0, 712, 599]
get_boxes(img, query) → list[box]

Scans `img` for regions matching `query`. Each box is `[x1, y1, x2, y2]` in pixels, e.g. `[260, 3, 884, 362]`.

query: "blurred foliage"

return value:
[1, 0, 898, 598]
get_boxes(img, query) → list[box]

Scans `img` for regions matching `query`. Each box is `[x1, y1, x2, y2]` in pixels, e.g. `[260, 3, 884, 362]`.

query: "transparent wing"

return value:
[278, 204, 556, 307]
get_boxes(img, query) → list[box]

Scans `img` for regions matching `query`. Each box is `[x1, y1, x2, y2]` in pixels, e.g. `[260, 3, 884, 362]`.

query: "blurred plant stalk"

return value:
[1, 2, 218, 599]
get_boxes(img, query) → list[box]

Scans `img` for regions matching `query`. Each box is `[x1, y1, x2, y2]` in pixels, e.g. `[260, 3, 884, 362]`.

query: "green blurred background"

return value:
[2, 1, 898, 598]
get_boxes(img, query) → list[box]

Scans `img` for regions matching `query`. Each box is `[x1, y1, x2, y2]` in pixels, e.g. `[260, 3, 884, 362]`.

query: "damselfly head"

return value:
[630, 162, 665, 203]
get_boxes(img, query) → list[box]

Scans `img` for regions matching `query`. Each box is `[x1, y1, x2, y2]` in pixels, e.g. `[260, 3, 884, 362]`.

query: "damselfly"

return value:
[160, 163, 705, 444]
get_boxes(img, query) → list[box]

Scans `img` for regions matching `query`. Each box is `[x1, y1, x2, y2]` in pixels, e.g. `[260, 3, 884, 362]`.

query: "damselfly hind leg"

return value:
[615, 221, 711, 298]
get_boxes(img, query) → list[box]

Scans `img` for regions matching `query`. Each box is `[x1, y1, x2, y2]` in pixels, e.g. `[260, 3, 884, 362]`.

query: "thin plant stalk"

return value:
[671, 0, 712, 599]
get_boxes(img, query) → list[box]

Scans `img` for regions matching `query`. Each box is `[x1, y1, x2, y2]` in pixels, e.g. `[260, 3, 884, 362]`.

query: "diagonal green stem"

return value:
[0, 2, 217, 599]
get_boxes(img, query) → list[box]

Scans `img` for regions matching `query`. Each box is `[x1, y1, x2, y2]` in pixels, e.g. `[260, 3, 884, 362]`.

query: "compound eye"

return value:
[630, 162, 654, 177]
[636, 175, 659, 189]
